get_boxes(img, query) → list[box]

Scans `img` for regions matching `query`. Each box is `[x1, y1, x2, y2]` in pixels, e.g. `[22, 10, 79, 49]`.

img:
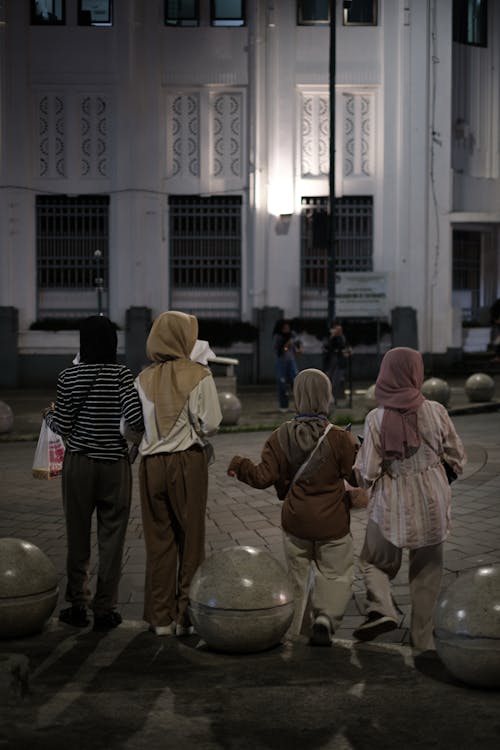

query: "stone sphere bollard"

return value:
[0, 538, 58, 639]
[422, 377, 451, 407]
[218, 391, 242, 426]
[0, 401, 14, 434]
[464, 373, 495, 402]
[364, 384, 377, 411]
[433, 565, 500, 688]
[188, 545, 295, 653]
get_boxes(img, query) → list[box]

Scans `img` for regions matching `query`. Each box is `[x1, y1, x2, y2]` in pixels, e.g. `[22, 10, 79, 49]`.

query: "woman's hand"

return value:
[227, 468, 237, 477]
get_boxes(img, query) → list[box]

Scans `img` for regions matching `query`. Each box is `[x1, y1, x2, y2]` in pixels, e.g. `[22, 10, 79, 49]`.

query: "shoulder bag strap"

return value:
[288, 423, 334, 490]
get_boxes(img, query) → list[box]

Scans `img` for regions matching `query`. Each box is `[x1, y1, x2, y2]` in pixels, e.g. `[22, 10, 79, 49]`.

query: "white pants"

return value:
[283, 531, 354, 636]
[360, 520, 443, 651]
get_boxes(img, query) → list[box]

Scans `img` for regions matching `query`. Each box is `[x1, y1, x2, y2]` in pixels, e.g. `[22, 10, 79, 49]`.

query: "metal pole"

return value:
[94, 249, 104, 316]
[327, 0, 336, 326]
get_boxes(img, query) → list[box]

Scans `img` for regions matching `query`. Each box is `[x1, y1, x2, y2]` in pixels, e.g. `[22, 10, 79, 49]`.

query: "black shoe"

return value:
[353, 611, 398, 642]
[59, 605, 90, 628]
[309, 615, 333, 647]
[93, 610, 123, 632]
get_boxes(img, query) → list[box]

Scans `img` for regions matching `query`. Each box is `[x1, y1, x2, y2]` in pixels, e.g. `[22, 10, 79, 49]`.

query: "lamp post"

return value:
[94, 249, 104, 316]
[327, 0, 336, 326]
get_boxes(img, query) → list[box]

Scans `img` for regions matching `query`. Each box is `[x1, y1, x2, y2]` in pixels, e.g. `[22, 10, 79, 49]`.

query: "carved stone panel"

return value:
[166, 93, 200, 179]
[80, 95, 108, 178]
[38, 94, 66, 178]
[343, 92, 373, 178]
[210, 92, 242, 179]
[301, 92, 329, 177]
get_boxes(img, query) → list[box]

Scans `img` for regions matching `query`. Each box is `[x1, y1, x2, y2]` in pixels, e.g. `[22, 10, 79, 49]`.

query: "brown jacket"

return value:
[228, 423, 358, 541]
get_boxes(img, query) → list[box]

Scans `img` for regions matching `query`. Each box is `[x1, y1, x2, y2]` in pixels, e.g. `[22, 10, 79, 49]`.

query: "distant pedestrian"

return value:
[322, 322, 351, 405]
[136, 311, 222, 637]
[353, 347, 466, 650]
[273, 319, 303, 412]
[228, 368, 360, 646]
[44, 315, 144, 631]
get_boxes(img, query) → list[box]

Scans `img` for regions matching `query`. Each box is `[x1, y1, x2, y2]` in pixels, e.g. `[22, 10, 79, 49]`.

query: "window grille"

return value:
[453, 230, 481, 319]
[36, 194, 109, 316]
[300, 195, 373, 315]
[169, 195, 241, 318]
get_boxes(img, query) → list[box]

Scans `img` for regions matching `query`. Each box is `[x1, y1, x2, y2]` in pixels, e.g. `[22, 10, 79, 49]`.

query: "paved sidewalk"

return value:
[1, 388, 500, 748]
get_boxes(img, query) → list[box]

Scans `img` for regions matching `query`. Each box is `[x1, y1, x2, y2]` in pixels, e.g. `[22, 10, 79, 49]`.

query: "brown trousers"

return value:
[360, 520, 443, 650]
[139, 447, 208, 628]
[62, 451, 132, 615]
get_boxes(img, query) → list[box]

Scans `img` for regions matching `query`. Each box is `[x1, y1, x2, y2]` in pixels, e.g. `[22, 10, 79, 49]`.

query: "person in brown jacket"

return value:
[228, 368, 359, 646]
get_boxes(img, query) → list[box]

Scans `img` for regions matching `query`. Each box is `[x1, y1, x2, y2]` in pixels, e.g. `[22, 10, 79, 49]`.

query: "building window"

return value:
[36, 195, 109, 316]
[297, 0, 329, 25]
[31, 1, 65, 25]
[453, 0, 487, 47]
[452, 230, 481, 320]
[301, 195, 373, 282]
[211, 0, 245, 27]
[165, 0, 199, 26]
[78, 1, 113, 26]
[343, 0, 377, 25]
[169, 195, 241, 317]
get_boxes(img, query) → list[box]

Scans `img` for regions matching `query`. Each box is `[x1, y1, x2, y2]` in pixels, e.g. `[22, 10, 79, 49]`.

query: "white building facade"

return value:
[1, 0, 499, 376]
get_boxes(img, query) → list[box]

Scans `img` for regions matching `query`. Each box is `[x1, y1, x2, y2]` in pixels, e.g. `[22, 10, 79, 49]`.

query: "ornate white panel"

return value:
[343, 92, 374, 178]
[166, 93, 200, 179]
[210, 92, 242, 178]
[301, 92, 329, 177]
[80, 95, 108, 178]
[38, 94, 66, 178]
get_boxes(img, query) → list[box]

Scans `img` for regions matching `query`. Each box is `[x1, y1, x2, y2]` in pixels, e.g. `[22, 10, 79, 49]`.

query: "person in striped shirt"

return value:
[45, 315, 144, 631]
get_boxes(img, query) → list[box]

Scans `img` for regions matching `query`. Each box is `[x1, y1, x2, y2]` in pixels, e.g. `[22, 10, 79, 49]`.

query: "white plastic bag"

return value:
[32, 421, 65, 480]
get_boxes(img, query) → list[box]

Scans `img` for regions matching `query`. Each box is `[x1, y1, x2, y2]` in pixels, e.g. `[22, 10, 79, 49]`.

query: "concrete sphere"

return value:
[422, 377, 451, 407]
[465, 373, 495, 403]
[434, 566, 500, 687]
[0, 538, 58, 639]
[0, 401, 14, 434]
[364, 384, 377, 411]
[218, 391, 242, 426]
[188, 545, 295, 653]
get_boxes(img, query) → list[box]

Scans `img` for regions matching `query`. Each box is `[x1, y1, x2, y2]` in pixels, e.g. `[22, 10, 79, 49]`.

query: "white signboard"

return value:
[335, 272, 388, 318]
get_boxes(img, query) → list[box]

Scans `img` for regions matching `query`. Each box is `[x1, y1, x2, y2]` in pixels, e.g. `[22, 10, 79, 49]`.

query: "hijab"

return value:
[138, 311, 209, 437]
[374, 347, 425, 460]
[278, 368, 333, 468]
[79, 315, 117, 364]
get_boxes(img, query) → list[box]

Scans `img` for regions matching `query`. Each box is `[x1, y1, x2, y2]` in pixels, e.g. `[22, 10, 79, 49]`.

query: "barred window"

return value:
[169, 195, 241, 318]
[36, 195, 109, 290]
[301, 196, 373, 289]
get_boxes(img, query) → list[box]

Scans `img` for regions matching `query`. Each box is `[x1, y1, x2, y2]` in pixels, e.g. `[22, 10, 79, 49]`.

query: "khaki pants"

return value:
[62, 452, 132, 615]
[283, 532, 354, 636]
[139, 447, 208, 628]
[360, 520, 443, 650]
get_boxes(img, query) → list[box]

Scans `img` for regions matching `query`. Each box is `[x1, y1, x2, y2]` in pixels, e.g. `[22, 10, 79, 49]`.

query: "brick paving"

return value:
[1, 385, 500, 645]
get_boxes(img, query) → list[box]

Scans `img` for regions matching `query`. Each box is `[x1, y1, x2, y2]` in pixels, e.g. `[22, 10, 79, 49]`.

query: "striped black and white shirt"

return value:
[45, 364, 144, 461]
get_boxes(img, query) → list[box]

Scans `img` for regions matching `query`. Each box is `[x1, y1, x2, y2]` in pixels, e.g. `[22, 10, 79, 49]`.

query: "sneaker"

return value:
[93, 610, 122, 632]
[176, 623, 196, 637]
[310, 615, 333, 647]
[353, 611, 398, 642]
[279, 407, 288, 413]
[59, 605, 90, 628]
[151, 623, 176, 637]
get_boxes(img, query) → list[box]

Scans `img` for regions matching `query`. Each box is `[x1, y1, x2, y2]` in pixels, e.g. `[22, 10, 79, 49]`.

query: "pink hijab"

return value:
[374, 347, 425, 460]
